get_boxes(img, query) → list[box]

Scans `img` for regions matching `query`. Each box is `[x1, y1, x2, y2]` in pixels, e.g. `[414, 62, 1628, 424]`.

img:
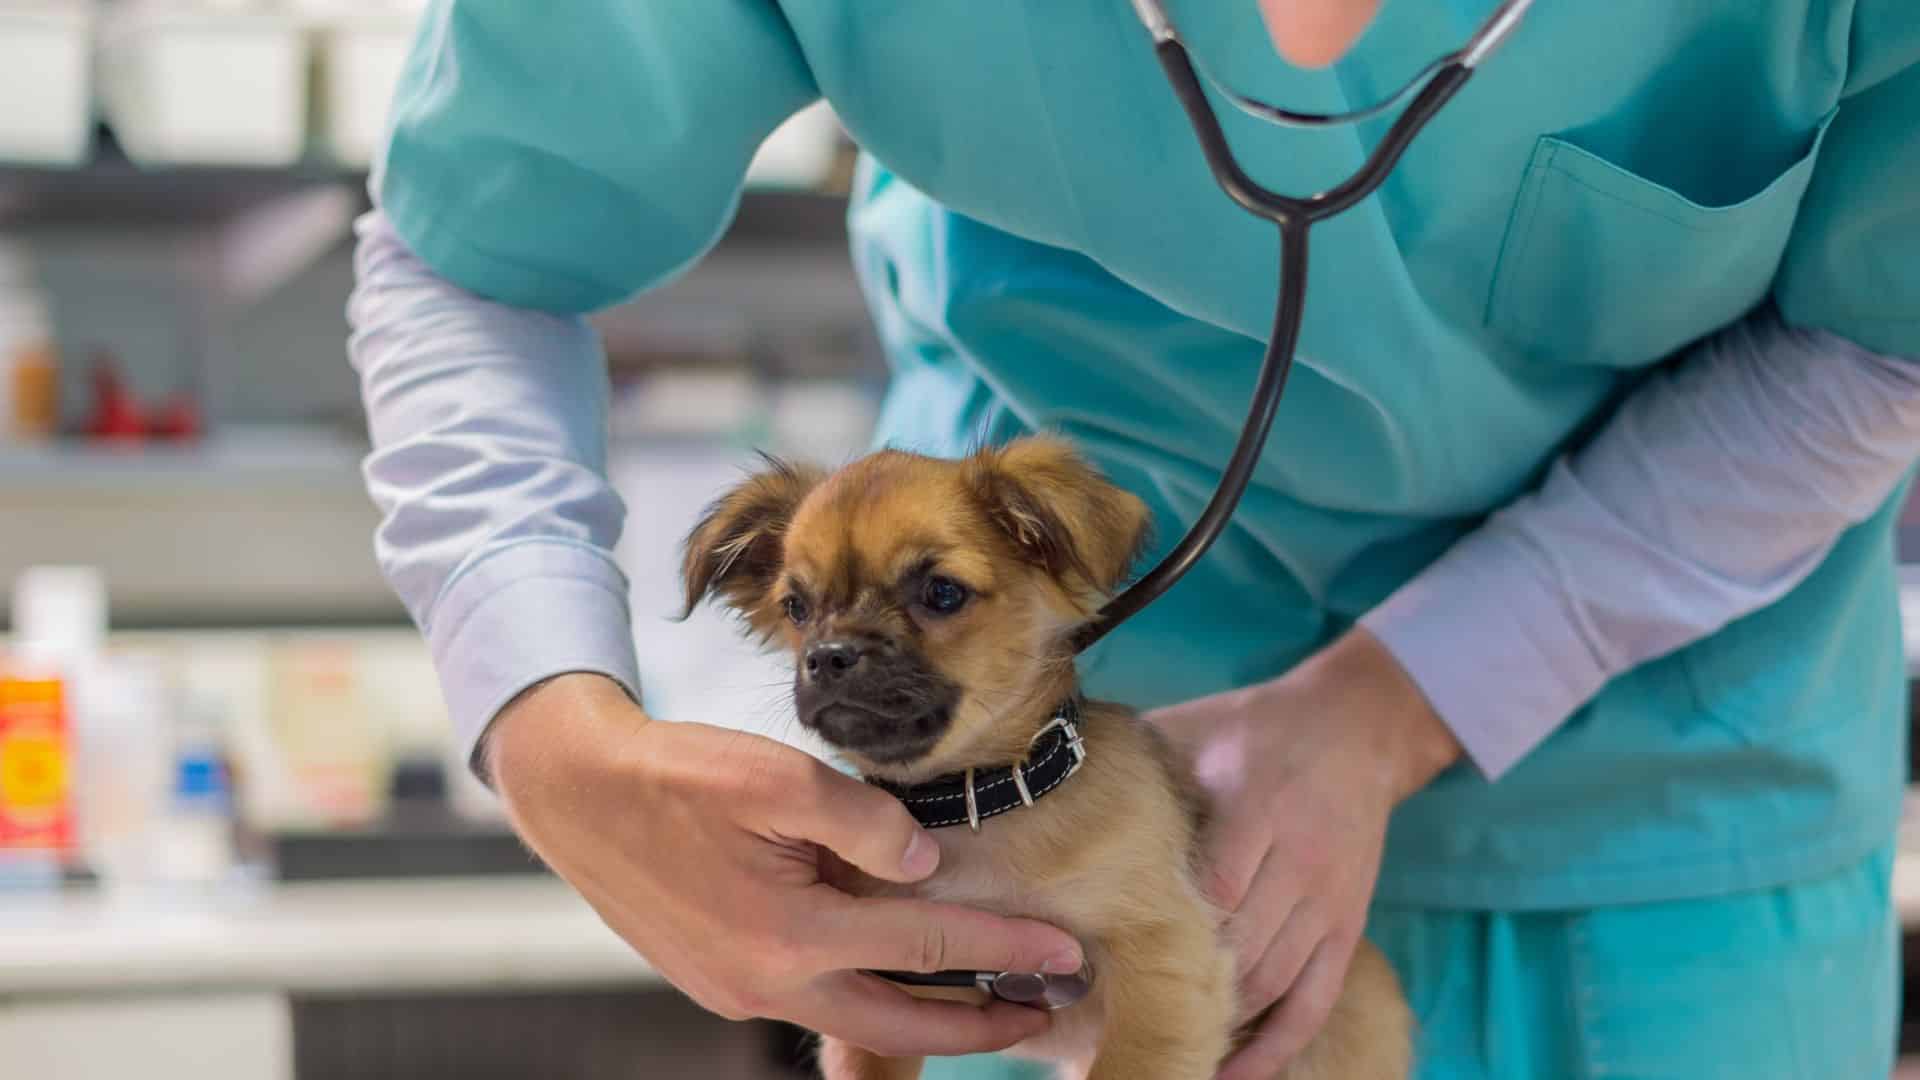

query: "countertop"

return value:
[2, 832, 1918, 1001]
[0, 876, 657, 996]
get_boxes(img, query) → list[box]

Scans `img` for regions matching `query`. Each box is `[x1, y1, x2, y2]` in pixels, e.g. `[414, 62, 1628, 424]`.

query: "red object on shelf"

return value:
[83, 357, 147, 443]
[74, 352, 206, 446]
[147, 393, 203, 442]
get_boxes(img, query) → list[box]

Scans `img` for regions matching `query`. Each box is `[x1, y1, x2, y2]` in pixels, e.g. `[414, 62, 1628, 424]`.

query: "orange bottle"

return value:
[9, 341, 60, 441]
[0, 666, 77, 856]
[0, 249, 59, 444]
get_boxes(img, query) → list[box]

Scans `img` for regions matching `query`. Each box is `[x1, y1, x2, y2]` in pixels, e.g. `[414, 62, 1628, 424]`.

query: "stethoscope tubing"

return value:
[1070, 43, 1475, 654]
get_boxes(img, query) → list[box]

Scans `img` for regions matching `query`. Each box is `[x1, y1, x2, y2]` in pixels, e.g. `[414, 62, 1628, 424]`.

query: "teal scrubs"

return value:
[924, 843, 1900, 1080]
[378, 1, 1918, 1074]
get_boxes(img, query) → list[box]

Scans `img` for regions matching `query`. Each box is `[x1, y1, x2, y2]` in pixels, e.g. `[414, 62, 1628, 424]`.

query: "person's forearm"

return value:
[1362, 305, 1920, 780]
[347, 209, 643, 771]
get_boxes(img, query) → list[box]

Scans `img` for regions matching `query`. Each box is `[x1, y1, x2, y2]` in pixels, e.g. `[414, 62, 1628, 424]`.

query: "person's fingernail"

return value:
[1043, 948, 1083, 974]
[901, 831, 939, 877]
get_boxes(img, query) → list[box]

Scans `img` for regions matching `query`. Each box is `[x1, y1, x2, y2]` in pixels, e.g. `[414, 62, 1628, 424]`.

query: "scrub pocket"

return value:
[1484, 110, 1837, 367]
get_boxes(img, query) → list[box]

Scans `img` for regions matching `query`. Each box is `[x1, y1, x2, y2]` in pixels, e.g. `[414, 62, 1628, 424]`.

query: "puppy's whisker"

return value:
[772, 708, 800, 751]
[746, 691, 797, 725]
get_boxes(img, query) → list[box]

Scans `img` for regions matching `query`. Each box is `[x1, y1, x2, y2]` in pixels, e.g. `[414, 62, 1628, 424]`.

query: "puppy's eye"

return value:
[921, 576, 970, 615]
[782, 595, 810, 625]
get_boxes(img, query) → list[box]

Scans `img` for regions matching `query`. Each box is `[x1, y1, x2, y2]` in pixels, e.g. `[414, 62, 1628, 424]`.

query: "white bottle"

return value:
[11, 566, 106, 663]
[75, 656, 172, 894]
[153, 693, 237, 890]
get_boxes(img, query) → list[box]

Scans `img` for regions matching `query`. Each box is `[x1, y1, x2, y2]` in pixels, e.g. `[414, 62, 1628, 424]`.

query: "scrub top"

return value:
[377, 0, 1920, 911]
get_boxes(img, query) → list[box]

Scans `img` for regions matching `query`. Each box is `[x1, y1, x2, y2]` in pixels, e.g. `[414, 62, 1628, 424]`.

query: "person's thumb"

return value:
[1257, 0, 1382, 68]
[783, 762, 944, 885]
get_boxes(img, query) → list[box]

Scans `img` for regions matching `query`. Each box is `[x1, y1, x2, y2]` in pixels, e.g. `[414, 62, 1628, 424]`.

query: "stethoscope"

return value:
[888, 0, 1536, 1011]
[1072, 0, 1534, 653]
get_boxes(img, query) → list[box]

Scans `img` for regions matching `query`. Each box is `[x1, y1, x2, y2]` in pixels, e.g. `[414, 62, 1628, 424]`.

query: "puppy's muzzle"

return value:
[795, 636, 958, 763]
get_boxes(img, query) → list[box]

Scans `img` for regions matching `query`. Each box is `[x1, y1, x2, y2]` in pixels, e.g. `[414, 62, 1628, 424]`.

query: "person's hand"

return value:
[486, 673, 1084, 1057]
[1256, 0, 1383, 67]
[1146, 628, 1459, 1080]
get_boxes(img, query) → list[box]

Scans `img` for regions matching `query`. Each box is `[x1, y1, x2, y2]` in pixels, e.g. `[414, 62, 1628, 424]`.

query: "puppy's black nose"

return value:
[804, 640, 867, 684]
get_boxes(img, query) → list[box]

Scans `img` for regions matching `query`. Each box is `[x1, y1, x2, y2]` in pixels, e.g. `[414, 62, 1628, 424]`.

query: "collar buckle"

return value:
[966, 705, 1085, 833]
[1033, 704, 1088, 772]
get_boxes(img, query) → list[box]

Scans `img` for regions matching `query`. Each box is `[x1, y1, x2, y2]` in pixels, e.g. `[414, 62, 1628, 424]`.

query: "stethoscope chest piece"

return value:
[980, 968, 1092, 1010]
[872, 965, 1094, 1010]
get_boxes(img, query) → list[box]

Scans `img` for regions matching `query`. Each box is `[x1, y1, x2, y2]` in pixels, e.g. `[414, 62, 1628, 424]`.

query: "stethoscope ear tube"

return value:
[1462, 0, 1534, 69]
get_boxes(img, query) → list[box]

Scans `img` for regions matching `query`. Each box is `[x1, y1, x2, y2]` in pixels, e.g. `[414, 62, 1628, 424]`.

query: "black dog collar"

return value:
[865, 701, 1094, 1006]
[870, 700, 1088, 832]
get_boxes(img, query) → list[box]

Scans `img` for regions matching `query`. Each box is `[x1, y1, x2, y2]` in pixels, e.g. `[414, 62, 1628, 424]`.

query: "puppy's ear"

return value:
[966, 435, 1151, 603]
[680, 454, 824, 630]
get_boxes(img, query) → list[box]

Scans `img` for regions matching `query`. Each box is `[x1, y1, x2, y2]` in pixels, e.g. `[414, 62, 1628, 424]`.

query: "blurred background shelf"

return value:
[0, 125, 858, 240]
[0, 132, 365, 229]
[0, 84, 882, 627]
[0, 425, 363, 489]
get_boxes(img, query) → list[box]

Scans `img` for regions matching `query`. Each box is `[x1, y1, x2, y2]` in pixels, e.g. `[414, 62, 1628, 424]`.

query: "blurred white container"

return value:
[0, 2, 93, 166]
[766, 379, 880, 462]
[312, 8, 418, 167]
[610, 368, 762, 442]
[746, 102, 844, 191]
[74, 654, 172, 892]
[151, 691, 238, 888]
[12, 565, 107, 661]
[99, 6, 308, 167]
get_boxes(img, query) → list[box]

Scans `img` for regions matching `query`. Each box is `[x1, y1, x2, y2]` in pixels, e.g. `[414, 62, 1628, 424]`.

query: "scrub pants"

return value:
[921, 844, 1898, 1079]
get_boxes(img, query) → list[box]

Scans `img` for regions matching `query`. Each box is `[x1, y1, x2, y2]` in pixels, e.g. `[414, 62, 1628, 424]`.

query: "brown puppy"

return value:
[681, 436, 1412, 1080]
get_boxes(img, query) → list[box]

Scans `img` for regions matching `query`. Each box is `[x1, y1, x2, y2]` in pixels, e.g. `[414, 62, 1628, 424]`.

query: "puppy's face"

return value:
[682, 438, 1149, 781]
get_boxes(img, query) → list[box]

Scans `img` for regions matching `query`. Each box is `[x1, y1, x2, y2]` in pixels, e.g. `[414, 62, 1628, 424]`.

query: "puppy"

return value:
[681, 436, 1412, 1080]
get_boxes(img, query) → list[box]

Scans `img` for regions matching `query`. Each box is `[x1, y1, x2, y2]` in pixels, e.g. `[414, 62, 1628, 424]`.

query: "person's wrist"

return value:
[487, 672, 652, 804]
[1299, 627, 1461, 804]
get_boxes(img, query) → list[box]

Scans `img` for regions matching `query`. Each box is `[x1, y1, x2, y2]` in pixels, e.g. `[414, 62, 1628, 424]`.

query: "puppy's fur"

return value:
[682, 437, 1412, 1080]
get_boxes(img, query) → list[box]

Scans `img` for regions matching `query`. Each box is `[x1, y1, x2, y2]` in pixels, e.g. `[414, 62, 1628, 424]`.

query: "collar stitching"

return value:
[913, 760, 1076, 829]
[890, 739, 1067, 806]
